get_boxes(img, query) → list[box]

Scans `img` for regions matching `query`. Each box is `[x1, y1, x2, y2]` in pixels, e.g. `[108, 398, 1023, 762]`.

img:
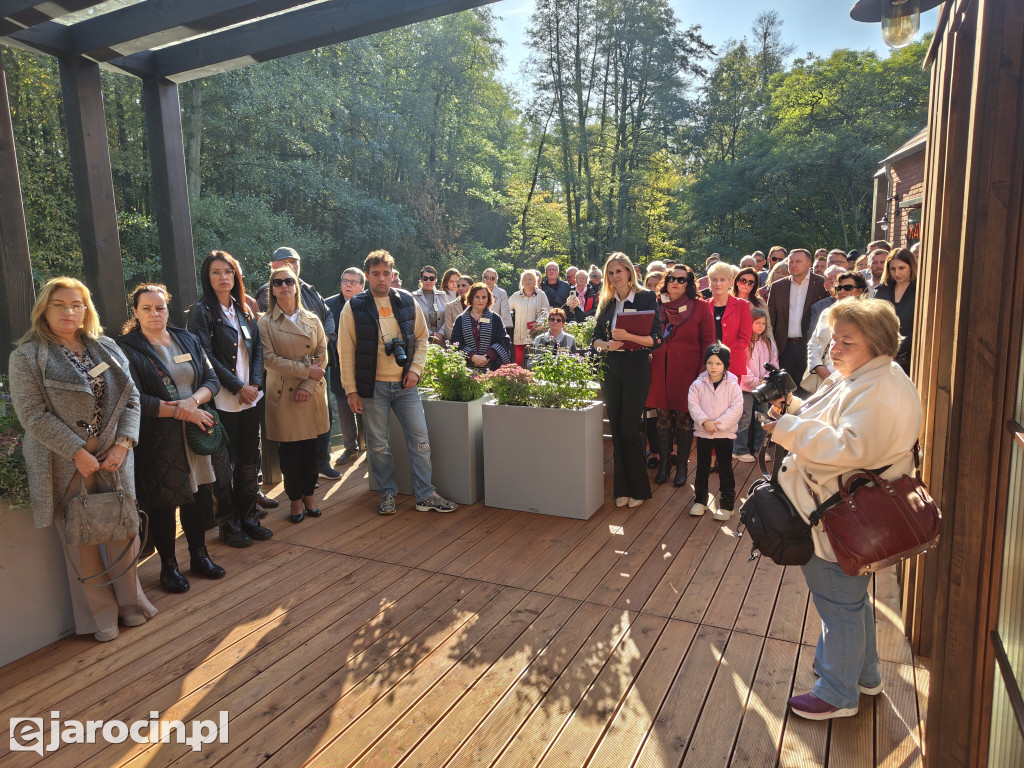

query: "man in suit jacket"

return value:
[767, 248, 829, 386]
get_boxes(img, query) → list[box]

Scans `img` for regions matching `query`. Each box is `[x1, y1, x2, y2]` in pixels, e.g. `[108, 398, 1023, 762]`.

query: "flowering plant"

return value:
[479, 364, 535, 407]
[0, 376, 30, 509]
[564, 316, 596, 348]
[419, 343, 486, 402]
[528, 347, 603, 410]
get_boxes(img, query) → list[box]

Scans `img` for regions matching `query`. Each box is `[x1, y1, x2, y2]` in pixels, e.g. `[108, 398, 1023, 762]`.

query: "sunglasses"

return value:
[737, 278, 756, 286]
[272, 277, 296, 287]
[420, 275, 436, 281]
[769, 257, 782, 263]
[664, 275, 687, 284]
[548, 317, 564, 323]
[835, 284, 859, 292]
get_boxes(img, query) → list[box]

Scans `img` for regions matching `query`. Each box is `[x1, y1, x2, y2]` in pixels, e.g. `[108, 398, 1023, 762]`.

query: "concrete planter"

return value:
[369, 393, 489, 505]
[0, 502, 75, 666]
[482, 400, 604, 519]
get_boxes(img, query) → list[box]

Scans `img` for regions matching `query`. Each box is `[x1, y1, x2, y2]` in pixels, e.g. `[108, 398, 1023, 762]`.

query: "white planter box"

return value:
[0, 503, 75, 666]
[482, 400, 604, 519]
[369, 393, 489, 505]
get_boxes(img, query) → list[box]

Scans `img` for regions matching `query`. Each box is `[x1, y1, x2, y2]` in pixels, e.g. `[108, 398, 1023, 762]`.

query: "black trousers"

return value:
[278, 438, 319, 501]
[600, 353, 652, 500]
[148, 486, 213, 560]
[779, 341, 809, 389]
[694, 437, 736, 510]
[218, 402, 261, 521]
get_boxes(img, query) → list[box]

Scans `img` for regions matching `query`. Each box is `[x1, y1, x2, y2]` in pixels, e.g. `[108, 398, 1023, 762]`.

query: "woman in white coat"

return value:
[763, 299, 922, 722]
[508, 270, 550, 367]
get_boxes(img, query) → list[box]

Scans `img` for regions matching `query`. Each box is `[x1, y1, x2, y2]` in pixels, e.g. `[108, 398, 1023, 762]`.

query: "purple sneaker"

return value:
[788, 692, 858, 720]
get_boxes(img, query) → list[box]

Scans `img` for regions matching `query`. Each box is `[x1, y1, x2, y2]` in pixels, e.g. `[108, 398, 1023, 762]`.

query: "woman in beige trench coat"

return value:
[257, 266, 329, 524]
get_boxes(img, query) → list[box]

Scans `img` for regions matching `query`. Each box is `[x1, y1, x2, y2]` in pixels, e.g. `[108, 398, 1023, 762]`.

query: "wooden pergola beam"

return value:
[142, 77, 197, 328]
[0, 50, 34, 372]
[58, 54, 127, 332]
[108, 0, 497, 82]
[0, 0, 99, 37]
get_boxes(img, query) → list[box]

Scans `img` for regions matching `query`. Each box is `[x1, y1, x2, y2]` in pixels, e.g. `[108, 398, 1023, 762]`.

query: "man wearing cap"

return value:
[256, 247, 341, 480]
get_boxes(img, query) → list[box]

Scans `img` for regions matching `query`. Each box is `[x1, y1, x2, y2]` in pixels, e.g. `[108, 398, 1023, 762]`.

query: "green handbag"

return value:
[184, 403, 227, 456]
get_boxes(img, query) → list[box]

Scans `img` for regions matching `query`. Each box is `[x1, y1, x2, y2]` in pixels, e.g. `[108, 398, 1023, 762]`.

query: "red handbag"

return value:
[808, 442, 941, 577]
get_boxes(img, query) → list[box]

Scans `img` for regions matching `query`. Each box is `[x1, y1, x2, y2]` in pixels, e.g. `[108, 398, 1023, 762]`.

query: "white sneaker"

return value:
[615, 496, 630, 507]
[713, 508, 734, 521]
[627, 497, 644, 508]
[859, 682, 884, 695]
[689, 503, 707, 517]
[734, 453, 756, 463]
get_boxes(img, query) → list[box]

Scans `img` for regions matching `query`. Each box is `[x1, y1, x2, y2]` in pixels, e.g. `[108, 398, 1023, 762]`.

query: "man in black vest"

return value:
[338, 250, 457, 516]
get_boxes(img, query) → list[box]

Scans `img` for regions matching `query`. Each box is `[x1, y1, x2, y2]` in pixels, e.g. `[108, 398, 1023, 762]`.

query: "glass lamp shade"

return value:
[881, 0, 921, 48]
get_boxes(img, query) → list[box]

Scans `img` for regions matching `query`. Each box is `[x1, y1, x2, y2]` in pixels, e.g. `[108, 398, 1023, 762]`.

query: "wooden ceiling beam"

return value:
[0, 0, 102, 36]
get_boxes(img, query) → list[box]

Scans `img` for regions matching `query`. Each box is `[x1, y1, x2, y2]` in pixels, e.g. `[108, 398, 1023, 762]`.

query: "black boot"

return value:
[674, 428, 694, 487]
[212, 469, 253, 547]
[655, 428, 673, 484]
[238, 464, 273, 540]
[189, 546, 226, 579]
[645, 415, 660, 468]
[160, 556, 190, 593]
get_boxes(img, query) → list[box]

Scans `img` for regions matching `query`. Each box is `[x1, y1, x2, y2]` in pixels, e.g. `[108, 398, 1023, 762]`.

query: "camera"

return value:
[751, 363, 797, 405]
[384, 338, 408, 366]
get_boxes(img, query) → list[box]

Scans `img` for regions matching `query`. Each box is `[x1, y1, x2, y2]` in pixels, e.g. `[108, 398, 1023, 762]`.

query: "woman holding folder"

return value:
[592, 253, 662, 508]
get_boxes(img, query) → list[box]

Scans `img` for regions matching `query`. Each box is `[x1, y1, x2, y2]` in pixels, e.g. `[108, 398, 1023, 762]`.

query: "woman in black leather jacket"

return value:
[186, 251, 273, 548]
[117, 284, 225, 593]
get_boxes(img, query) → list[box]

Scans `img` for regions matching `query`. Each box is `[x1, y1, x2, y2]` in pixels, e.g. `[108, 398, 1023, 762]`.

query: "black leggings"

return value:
[278, 438, 318, 501]
[694, 437, 736, 510]
[147, 486, 213, 559]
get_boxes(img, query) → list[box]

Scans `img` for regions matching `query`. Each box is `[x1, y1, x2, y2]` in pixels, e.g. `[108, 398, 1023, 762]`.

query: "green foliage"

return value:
[528, 348, 602, 410]
[0, 377, 30, 511]
[564, 317, 597, 348]
[481, 365, 535, 407]
[420, 344, 486, 402]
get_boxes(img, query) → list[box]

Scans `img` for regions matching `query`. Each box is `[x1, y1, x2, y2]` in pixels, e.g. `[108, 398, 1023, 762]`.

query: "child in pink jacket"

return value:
[734, 307, 779, 461]
[687, 343, 744, 520]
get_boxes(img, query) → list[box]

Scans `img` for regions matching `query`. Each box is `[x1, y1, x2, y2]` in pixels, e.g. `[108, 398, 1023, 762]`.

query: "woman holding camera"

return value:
[592, 253, 662, 508]
[762, 299, 922, 721]
[258, 265, 330, 524]
[647, 265, 715, 485]
[449, 283, 511, 371]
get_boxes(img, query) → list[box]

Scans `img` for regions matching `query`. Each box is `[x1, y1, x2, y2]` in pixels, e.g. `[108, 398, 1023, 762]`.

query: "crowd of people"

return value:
[10, 237, 923, 725]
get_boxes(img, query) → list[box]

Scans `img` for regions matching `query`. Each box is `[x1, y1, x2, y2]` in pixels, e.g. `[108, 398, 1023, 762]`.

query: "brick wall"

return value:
[889, 151, 926, 248]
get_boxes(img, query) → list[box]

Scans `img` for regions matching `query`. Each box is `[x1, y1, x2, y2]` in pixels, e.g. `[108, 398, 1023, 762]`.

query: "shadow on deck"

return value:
[0, 445, 928, 767]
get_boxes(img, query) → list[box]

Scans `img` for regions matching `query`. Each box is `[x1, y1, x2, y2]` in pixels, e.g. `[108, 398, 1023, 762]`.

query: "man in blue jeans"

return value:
[337, 250, 457, 516]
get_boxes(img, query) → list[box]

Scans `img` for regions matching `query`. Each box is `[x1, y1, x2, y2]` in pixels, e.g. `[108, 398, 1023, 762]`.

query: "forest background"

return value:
[2, 1, 930, 297]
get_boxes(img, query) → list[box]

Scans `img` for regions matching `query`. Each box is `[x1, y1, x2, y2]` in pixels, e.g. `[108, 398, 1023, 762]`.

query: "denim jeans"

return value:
[800, 555, 880, 709]
[733, 392, 754, 456]
[360, 382, 435, 499]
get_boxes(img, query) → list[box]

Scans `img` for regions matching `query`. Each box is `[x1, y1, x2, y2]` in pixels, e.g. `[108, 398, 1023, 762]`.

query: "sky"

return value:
[490, 0, 940, 94]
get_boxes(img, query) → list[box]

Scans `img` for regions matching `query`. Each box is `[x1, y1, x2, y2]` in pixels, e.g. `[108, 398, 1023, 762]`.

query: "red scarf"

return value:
[660, 294, 696, 329]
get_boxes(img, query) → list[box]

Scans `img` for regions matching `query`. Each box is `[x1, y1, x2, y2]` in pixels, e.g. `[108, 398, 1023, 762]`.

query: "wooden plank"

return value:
[828, 698, 873, 768]
[680, 630, 764, 768]
[416, 508, 526, 574]
[914, 661, 930, 756]
[396, 595, 583, 768]
[0, 51, 34, 373]
[142, 76, 197, 328]
[57, 54, 126, 332]
[444, 601, 608, 768]
[768, 566, 811, 645]
[778, 643, 828, 767]
[731, 637, 801, 768]
[461, 512, 575, 584]
[489, 607, 635, 767]
[874, 570, 914, 665]
[347, 590, 553, 767]
[671, 525, 739, 625]
[438, 510, 535, 577]
[308, 585, 532, 766]
[612, 504, 701, 612]
[875, 661, 924, 767]
[505, 505, 617, 591]
[397, 506, 506, 569]
[587, 618, 699, 768]
[701, 531, 762, 631]
[733, 557, 786, 638]
[633, 624, 731, 768]
[641, 513, 719, 617]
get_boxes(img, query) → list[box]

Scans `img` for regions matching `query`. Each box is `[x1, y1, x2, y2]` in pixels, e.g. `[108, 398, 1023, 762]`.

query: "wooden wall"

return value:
[912, 0, 1024, 764]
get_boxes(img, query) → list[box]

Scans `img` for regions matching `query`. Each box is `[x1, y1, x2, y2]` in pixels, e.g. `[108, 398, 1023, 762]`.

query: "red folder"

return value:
[614, 310, 655, 351]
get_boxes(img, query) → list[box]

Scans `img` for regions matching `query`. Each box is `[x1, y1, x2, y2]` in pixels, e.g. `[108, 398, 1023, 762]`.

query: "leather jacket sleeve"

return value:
[187, 302, 246, 395]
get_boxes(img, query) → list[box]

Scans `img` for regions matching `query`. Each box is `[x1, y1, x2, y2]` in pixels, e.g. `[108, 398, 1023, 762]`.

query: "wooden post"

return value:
[142, 76, 197, 327]
[0, 51, 35, 372]
[57, 54, 127, 333]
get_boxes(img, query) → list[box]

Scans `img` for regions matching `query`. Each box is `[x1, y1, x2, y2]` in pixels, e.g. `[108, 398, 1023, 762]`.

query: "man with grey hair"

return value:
[255, 247, 340, 479]
[326, 267, 366, 465]
[539, 261, 571, 307]
[482, 268, 512, 331]
[808, 264, 846, 335]
[740, 255, 757, 269]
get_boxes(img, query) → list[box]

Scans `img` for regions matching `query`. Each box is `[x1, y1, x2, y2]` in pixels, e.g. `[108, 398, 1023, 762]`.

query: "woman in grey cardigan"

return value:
[9, 277, 156, 642]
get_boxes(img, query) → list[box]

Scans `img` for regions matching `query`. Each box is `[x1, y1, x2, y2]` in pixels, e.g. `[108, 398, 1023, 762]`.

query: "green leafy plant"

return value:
[0, 376, 30, 510]
[564, 316, 597, 349]
[419, 343, 486, 402]
[480, 364, 536, 407]
[528, 348, 603, 410]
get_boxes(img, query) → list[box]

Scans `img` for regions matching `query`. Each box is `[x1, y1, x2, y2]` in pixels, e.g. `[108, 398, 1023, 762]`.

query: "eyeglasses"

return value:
[420, 275, 436, 281]
[49, 302, 86, 315]
[341, 278, 362, 286]
[835, 284, 859, 292]
[663, 275, 686, 284]
[272, 277, 296, 287]
[737, 278, 756, 286]
[548, 318, 564, 323]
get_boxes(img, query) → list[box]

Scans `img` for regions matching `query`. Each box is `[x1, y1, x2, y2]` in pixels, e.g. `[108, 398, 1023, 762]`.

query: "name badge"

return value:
[87, 362, 109, 378]
[480, 318, 490, 324]
[173, 353, 193, 364]
[240, 326, 251, 340]
[624, 308, 637, 313]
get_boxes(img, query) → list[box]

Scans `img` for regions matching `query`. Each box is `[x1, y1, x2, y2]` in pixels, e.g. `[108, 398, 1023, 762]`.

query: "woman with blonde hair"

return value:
[592, 253, 662, 508]
[10, 278, 156, 641]
[508, 269, 550, 366]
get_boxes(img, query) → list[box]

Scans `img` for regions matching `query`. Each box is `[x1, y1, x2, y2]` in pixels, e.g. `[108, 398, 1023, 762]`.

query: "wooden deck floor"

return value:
[1, 446, 928, 767]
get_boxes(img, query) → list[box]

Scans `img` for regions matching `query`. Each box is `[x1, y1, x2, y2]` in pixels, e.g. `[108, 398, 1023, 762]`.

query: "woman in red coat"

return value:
[706, 261, 753, 376]
[647, 265, 715, 486]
